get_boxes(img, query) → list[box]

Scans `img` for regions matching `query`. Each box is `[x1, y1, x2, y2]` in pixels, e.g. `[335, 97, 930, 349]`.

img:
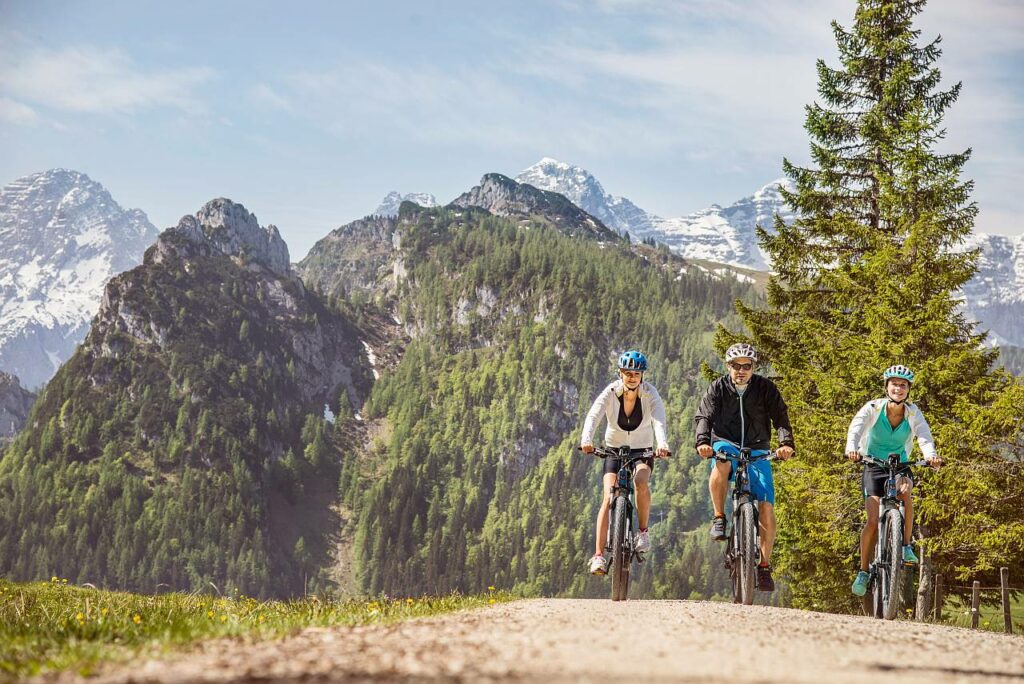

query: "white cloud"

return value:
[0, 97, 38, 126]
[249, 83, 294, 113]
[0, 45, 214, 115]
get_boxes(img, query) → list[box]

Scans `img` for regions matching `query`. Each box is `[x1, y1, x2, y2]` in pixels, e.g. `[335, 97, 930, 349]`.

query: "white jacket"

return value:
[845, 399, 938, 461]
[581, 380, 669, 451]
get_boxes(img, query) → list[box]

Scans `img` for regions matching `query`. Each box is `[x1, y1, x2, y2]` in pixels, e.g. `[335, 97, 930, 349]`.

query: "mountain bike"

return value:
[586, 446, 657, 601]
[713, 442, 777, 605]
[855, 454, 929, 620]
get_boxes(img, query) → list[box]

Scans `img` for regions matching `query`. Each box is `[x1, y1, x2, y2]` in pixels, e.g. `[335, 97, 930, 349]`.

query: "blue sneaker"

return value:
[851, 570, 870, 597]
[902, 544, 919, 565]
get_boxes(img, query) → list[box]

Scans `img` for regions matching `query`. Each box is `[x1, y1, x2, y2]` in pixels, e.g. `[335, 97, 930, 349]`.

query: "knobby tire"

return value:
[738, 503, 757, 605]
[610, 496, 630, 601]
[882, 509, 904, 620]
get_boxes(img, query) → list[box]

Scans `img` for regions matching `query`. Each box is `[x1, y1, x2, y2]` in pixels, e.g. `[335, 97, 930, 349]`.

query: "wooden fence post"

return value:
[1001, 567, 1012, 634]
[971, 580, 981, 629]
[934, 574, 944, 622]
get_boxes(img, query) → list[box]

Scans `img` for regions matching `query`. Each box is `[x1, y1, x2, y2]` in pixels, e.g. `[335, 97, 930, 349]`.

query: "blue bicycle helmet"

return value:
[618, 350, 648, 371]
[883, 364, 915, 384]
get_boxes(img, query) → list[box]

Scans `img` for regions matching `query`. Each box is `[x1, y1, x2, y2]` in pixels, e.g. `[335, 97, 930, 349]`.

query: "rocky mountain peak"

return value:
[450, 174, 620, 241]
[169, 198, 291, 276]
[373, 191, 438, 217]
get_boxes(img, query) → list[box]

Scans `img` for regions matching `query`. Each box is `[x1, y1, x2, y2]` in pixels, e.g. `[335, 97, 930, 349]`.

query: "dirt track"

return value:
[60, 599, 1024, 683]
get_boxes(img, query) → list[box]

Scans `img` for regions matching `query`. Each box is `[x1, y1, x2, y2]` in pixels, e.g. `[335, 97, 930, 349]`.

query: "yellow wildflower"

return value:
[220, 615, 227, 623]
[76, 612, 85, 622]
[133, 614, 142, 624]
[488, 586, 496, 592]
[51, 576, 58, 583]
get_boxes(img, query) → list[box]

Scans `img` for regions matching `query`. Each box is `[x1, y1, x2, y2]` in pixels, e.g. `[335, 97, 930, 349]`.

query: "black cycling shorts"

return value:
[862, 462, 914, 498]
[603, 454, 655, 476]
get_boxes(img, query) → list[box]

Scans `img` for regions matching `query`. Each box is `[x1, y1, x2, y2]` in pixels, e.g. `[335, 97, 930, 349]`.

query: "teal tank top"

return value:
[865, 400, 911, 462]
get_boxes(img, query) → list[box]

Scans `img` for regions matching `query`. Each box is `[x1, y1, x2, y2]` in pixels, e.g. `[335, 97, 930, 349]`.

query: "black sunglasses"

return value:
[728, 362, 753, 371]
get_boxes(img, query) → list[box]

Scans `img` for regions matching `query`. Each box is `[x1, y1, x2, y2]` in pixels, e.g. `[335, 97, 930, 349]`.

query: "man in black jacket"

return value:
[694, 342, 795, 592]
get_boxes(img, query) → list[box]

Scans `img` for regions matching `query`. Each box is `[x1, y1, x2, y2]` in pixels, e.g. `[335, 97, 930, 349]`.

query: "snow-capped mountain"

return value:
[959, 233, 1024, 346]
[515, 158, 794, 270]
[516, 157, 1024, 344]
[515, 158, 656, 237]
[0, 169, 159, 389]
[373, 191, 438, 217]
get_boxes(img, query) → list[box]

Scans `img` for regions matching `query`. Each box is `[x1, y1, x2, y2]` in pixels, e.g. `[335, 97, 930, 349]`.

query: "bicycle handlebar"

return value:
[712, 450, 778, 463]
[854, 454, 933, 468]
[578, 446, 665, 460]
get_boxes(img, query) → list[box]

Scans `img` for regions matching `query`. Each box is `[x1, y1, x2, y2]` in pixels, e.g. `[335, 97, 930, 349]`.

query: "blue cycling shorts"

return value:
[710, 440, 775, 505]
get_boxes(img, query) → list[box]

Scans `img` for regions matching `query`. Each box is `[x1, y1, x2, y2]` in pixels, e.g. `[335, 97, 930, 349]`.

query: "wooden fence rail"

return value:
[933, 566, 1018, 634]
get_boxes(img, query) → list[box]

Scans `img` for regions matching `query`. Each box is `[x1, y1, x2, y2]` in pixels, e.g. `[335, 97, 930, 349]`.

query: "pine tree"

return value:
[730, 0, 1024, 612]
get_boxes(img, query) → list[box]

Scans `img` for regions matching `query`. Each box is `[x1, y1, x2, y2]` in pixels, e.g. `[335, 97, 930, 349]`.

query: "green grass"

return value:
[939, 593, 1024, 634]
[0, 578, 511, 679]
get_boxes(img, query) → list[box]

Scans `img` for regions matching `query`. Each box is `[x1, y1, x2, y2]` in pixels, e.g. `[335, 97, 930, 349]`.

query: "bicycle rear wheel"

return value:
[881, 509, 904, 620]
[610, 496, 630, 601]
[737, 503, 757, 605]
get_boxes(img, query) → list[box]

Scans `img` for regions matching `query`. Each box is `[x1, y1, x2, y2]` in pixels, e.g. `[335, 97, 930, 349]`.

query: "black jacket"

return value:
[694, 374, 795, 451]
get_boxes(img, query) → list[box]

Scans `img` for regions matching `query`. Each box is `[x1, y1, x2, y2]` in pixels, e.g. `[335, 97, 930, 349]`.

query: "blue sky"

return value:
[1, 0, 1021, 259]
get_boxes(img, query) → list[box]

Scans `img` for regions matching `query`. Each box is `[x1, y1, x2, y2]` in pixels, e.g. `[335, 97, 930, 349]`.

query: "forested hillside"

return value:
[0, 200, 373, 597]
[301, 205, 762, 598]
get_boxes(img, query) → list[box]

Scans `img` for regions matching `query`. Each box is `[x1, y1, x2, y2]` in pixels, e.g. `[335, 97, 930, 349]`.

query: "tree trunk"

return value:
[915, 529, 934, 621]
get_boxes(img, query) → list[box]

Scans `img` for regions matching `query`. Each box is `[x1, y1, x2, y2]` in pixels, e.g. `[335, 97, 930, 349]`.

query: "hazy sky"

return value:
[1, 0, 1021, 259]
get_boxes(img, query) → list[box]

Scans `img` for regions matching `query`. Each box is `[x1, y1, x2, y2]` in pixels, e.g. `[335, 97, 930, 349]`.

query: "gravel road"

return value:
[55, 599, 1024, 683]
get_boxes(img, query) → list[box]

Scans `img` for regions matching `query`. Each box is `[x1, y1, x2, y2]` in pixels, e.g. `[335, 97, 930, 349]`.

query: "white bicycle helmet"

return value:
[725, 343, 758, 363]
[883, 364, 915, 384]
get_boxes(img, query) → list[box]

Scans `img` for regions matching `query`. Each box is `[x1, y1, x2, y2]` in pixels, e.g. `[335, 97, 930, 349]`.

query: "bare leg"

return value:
[860, 496, 881, 571]
[898, 477, 914, 545]
[758, 501, 776, 563]
[595, 472, 617, 556]
[709, 460, 731, 517]
[634, 463, 652, 528]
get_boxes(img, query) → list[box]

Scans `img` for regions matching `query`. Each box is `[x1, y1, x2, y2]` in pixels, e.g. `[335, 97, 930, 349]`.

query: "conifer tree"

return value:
[729, 0, 1024, 612]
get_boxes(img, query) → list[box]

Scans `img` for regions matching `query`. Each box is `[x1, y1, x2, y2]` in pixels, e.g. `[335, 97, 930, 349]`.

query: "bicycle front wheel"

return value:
[610, 496, 631, 601]
[881, 509, 904, 620]
[737, 503, 757, 605]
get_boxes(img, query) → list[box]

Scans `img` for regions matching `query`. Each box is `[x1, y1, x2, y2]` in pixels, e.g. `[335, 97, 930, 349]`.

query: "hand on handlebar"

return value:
[580, 444, 595, 454]
[846, 450, 862, 463]
[926, 455, 943, 469]
[776, 445, 795, 461]
[656, 448, 671, 459]
[696, 444, 714, 459]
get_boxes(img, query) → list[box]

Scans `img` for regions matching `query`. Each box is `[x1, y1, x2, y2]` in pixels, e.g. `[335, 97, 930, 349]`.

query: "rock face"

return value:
[94, 197, 371, 408]
[0, 371, 35, 439]
[172, 198, 292, 276]
[297, 215, 399, 300]
[0, 169, 159, 389]
[450, 173, 621, 241]
[373, 192, 438, 217]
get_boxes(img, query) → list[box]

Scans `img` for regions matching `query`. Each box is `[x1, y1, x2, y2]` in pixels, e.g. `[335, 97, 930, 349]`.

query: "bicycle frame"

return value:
[714, 446, 773, 602]
[861, 453, 927, 619]
[587, 445, 656, 600]
[594, 446, 653, 559]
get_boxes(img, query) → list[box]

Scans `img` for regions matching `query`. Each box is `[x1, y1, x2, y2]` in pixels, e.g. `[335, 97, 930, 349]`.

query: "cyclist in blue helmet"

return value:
[846, 364, 942, 597]
[580, 350, 671, 575]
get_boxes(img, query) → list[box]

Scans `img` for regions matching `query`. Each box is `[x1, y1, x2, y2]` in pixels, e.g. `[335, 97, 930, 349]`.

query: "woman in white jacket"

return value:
[580, 350, 671, 575]
[845, 364, 942, 597]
